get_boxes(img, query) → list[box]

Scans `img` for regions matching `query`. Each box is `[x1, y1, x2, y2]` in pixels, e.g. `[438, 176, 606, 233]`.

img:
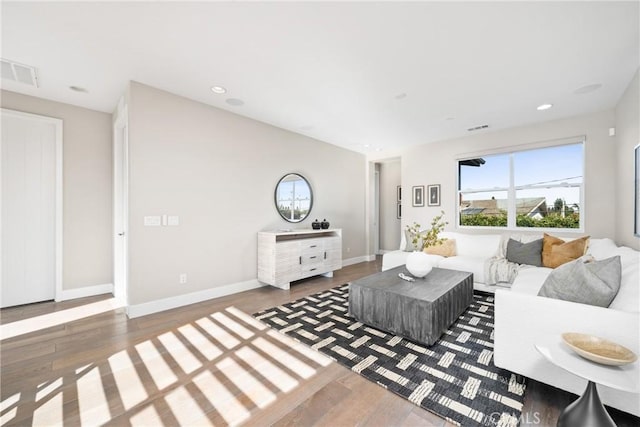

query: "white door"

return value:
[374, 169, 380, 254]
[1, 109, 62, 307]
[113, 108, 128, 306]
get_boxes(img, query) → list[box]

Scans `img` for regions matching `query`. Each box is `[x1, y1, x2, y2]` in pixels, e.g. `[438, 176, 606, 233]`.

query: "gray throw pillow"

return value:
[404, 229, 422, 252]
[506, 238, 543, 266]
[538, 256, 622, 307]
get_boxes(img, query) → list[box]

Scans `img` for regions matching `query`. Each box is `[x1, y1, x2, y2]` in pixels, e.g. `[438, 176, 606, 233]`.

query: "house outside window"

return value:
[457, 140, 584, 231]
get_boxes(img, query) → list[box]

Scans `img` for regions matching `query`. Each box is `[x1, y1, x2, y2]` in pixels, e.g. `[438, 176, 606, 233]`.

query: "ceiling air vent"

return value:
[467, 124, 489, 132]
[1, 58, 39, 87]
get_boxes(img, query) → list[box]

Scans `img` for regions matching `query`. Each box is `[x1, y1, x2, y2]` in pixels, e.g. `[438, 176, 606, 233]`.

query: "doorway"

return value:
[1, 109, 63, 307]
[113, 106, 129, 307]
[372, 158, 401, 254]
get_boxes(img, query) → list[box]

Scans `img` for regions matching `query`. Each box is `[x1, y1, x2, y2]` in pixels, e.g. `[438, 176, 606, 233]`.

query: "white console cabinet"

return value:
[258, 229, 342, 289]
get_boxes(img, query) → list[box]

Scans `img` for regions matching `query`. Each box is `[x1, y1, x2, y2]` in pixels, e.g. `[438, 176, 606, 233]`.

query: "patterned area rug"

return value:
[253, 284, 526, 427]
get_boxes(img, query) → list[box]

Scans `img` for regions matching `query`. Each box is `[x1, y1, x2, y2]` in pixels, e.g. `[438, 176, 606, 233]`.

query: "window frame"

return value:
[456, 137, 586, 233]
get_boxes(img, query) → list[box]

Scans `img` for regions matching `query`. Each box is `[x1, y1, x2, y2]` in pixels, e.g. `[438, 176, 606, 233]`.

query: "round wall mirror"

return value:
[274, 173, 313, 223]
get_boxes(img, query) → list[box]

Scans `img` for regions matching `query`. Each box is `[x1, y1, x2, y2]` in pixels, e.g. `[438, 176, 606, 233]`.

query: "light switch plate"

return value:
[144, 216, 161, 226]
[168, 216, 180, 226]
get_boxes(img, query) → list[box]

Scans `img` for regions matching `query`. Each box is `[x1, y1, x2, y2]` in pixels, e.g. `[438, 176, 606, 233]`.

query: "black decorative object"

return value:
[320, 219, 330, 229]
[312, 219, 321, 229]
[557, 381, 616, 427]
[253, 285, 526, 427]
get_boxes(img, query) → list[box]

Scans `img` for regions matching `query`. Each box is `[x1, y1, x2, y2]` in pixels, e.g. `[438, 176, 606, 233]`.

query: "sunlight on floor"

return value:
[0, 392, 20, 425]
[1, 306, 333, 426]
[0, 297, 125, 340]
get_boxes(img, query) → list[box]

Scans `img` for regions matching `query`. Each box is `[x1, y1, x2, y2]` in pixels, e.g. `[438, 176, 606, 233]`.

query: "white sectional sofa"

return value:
[381, 232, 640, 416]
[495, 238, 640, 417]
[382, 231, 504, 292]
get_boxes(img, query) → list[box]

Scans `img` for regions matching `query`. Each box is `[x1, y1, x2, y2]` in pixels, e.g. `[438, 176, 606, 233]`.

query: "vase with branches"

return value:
[406, 211, 449, 250]
[404, 211, 448, 278]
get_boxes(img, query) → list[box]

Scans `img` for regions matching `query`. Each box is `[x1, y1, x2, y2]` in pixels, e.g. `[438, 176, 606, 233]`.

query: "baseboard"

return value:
[343, 254, 376, 266]
[127, 279, 266, 319]
[58, 283, 113, 301]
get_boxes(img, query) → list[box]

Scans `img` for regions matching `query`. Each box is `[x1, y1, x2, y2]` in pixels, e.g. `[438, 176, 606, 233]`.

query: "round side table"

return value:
[535, 335, 639, 427]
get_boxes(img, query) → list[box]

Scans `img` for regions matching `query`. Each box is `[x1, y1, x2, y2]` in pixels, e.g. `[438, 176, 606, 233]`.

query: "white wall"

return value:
[1, 90, 113, 290]
[615, 69, 640, 249]
[127, 82, 367, 306]
[370, 109, 618, 240]
[378, 160, 401, 250]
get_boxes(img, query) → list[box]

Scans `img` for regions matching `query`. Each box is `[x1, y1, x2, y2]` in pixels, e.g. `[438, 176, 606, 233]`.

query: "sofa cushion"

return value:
[441, 232, 501, 258]
[608, 246, 640, 313]
[586, 238, 619, 261]
[382, 250, 409, 271]
[424, 239, 456, 257]
[438, 256, 487, 284]
[538, 256, 621, 307]
[542, 233, 589, 268]
[506, 238, 543, 266]
[511, 266, 553, 295]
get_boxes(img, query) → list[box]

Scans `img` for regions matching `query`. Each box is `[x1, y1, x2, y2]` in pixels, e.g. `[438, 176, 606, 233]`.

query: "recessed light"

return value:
[363, 144, 370, 148]
[375, 147, 382, 152]
[394, 93, 407, 100]
[210, 86, 227, 94]
[445, 117, 455, 121]
[537, 104, 553, 111]
[69, 86, 88, 93]
[574, 83, 602, 94]
[225, 98, 244, 106]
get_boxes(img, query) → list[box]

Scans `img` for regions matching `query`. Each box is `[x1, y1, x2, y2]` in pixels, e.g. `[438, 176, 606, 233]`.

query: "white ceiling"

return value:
[2, 2, 638, 154]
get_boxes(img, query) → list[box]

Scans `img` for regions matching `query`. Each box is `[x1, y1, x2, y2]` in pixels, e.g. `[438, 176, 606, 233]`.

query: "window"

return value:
[458, 142, 584, 230]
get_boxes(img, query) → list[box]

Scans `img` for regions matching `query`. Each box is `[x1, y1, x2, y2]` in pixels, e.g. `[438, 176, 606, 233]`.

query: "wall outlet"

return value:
[144, 216, 161, 226]
[346, 247, 351, 253]
[179, 273, 187, 284]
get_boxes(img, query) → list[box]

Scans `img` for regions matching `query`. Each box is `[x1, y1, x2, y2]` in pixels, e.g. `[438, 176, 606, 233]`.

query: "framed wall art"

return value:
[427, 184, 441, 207]
[412, 185, 424, 207]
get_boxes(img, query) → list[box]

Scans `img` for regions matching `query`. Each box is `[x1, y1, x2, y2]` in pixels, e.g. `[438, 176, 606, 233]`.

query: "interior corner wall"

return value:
[615, 69, 640, 249]
[127, 82, 366, 306]
[1, 90, 113, 289]
[401, 110, 617, 239]
[379, 160, 401, 250]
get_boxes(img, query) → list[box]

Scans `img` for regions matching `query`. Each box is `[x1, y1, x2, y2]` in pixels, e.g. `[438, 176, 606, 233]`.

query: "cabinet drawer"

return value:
[300, 238, 324, 252]
[300, 252, 323, 264]
[301, 263, 327, 275]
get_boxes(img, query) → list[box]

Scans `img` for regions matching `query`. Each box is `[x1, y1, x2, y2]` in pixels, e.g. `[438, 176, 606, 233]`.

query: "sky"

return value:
[460, 143, 583, 205]
[276, 178, 311, 210]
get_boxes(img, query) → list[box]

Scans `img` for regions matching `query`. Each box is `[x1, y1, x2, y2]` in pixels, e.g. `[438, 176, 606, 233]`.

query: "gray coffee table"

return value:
[348, 266, 473, 346]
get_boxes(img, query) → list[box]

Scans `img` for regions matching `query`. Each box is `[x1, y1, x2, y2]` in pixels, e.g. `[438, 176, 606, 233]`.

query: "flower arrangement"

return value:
[406, 211, 448, 250]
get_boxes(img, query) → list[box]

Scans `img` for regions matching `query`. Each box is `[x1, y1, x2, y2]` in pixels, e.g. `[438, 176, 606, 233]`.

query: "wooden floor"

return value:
[1, 258, 638, 426]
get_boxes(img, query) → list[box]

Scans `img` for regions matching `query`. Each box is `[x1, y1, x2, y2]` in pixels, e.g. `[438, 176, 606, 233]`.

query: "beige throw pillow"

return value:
[542, 233, 590, 268]
[424, 239, 456, 257]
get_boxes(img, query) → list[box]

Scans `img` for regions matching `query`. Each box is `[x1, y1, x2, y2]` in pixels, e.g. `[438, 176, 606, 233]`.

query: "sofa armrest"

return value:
[494, 290, 640, 416]
[381, 250, 409, 271]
